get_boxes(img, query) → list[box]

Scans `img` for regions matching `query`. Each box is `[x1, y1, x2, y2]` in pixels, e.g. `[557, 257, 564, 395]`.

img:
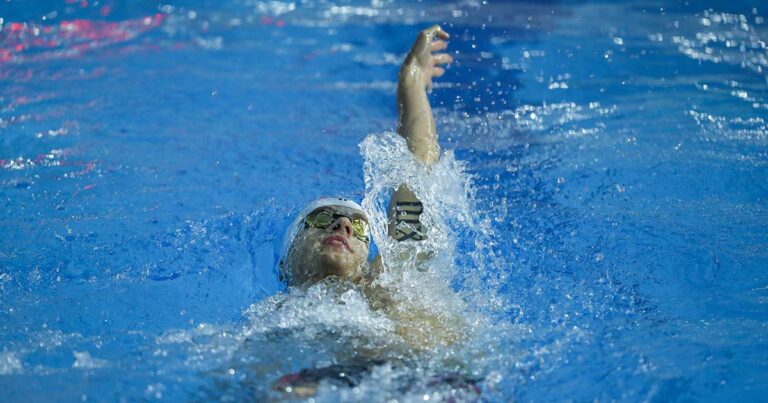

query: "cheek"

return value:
[290, 233, 320, 262]
[353, 243, 370, 262]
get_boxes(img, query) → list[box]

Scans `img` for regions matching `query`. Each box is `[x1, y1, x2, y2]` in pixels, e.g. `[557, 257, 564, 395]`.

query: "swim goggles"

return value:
[303, 207, 370, 243]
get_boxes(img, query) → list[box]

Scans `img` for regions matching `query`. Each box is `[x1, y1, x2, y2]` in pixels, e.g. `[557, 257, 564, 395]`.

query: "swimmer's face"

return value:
[285, 207, 370, 286]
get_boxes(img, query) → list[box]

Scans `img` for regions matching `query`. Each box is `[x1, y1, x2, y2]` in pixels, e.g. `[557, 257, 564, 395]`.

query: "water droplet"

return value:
[595, 253, 605, 262]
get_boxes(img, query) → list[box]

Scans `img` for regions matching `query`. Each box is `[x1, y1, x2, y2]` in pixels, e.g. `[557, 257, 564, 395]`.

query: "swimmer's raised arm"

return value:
[397, 25, 452, 164]
[386, 26, 452, 243]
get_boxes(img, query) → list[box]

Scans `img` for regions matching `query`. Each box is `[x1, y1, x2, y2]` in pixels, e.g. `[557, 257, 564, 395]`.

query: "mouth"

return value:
[323, 235, 352, 252]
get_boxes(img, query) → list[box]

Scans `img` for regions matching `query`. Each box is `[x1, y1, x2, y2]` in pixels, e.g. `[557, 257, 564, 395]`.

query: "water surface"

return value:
[1, 0, 767, 401]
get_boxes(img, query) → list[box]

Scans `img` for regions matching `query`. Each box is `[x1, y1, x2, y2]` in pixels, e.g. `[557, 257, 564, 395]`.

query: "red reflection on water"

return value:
[72, 183, 97, 197]
[259, 16, 286, 27]
[68, 160, 97, 176]
[0, 13, 167, 63]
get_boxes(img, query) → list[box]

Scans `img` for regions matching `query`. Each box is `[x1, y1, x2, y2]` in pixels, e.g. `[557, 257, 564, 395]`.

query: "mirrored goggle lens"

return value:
[306, 210, 335, 227]
[305, 209, 369, 242]
[351, 220, 369, 241]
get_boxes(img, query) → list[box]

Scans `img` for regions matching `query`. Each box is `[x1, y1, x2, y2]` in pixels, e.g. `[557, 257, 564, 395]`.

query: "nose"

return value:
[331, 217, 353, 237]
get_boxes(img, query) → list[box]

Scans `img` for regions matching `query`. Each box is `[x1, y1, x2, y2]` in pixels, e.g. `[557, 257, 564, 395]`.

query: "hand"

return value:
[400, 25, 453, 91]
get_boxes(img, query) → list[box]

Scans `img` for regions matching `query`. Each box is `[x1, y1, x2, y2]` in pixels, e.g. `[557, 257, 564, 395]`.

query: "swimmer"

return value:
[274, 25, 476, 398]
[281, 24, 451, 291]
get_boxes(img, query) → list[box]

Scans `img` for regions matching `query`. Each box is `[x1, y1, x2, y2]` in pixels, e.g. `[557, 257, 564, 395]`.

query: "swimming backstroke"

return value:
[280, 25, 452, 287]
[273, 25, 476, 397]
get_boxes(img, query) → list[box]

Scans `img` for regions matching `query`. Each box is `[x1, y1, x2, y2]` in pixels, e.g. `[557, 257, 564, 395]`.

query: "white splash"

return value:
[359, 132, 475, 324]
[72, 351, 108, 369]
[360, 132, 474, 276]
[245, 280, 396, 340]
[0, 349, 23, 375]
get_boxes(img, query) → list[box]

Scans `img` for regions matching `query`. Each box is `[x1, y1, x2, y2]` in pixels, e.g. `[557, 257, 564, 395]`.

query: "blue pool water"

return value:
[1, 0, 767, 401]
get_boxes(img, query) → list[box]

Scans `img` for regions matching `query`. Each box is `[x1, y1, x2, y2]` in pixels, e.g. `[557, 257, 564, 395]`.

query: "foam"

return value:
[245, 280, 397, 342]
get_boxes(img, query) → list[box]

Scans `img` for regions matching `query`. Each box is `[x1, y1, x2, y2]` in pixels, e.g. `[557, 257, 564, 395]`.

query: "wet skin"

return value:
[285, 216, 370, 286]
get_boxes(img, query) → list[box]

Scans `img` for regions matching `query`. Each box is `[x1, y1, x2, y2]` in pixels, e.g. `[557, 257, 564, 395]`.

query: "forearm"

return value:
[390, 66, 438, 241]
[397, 65, 440, 165]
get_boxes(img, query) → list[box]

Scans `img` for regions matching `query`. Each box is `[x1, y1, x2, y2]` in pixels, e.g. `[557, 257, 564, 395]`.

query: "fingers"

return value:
[431, 40, 448, 52]
[423, 25, 450, 40]
[433, 53, 453, 65]
[419, 25, 450, 47]
[432, 67, 445, 78]
[406, 25, 452, 73]
[413, 31, 431, 56]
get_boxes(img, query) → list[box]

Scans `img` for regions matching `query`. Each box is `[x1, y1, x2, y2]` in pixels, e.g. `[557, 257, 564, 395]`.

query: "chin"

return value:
[318, 251, 359, 278]
[319, 255, 350, 276]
